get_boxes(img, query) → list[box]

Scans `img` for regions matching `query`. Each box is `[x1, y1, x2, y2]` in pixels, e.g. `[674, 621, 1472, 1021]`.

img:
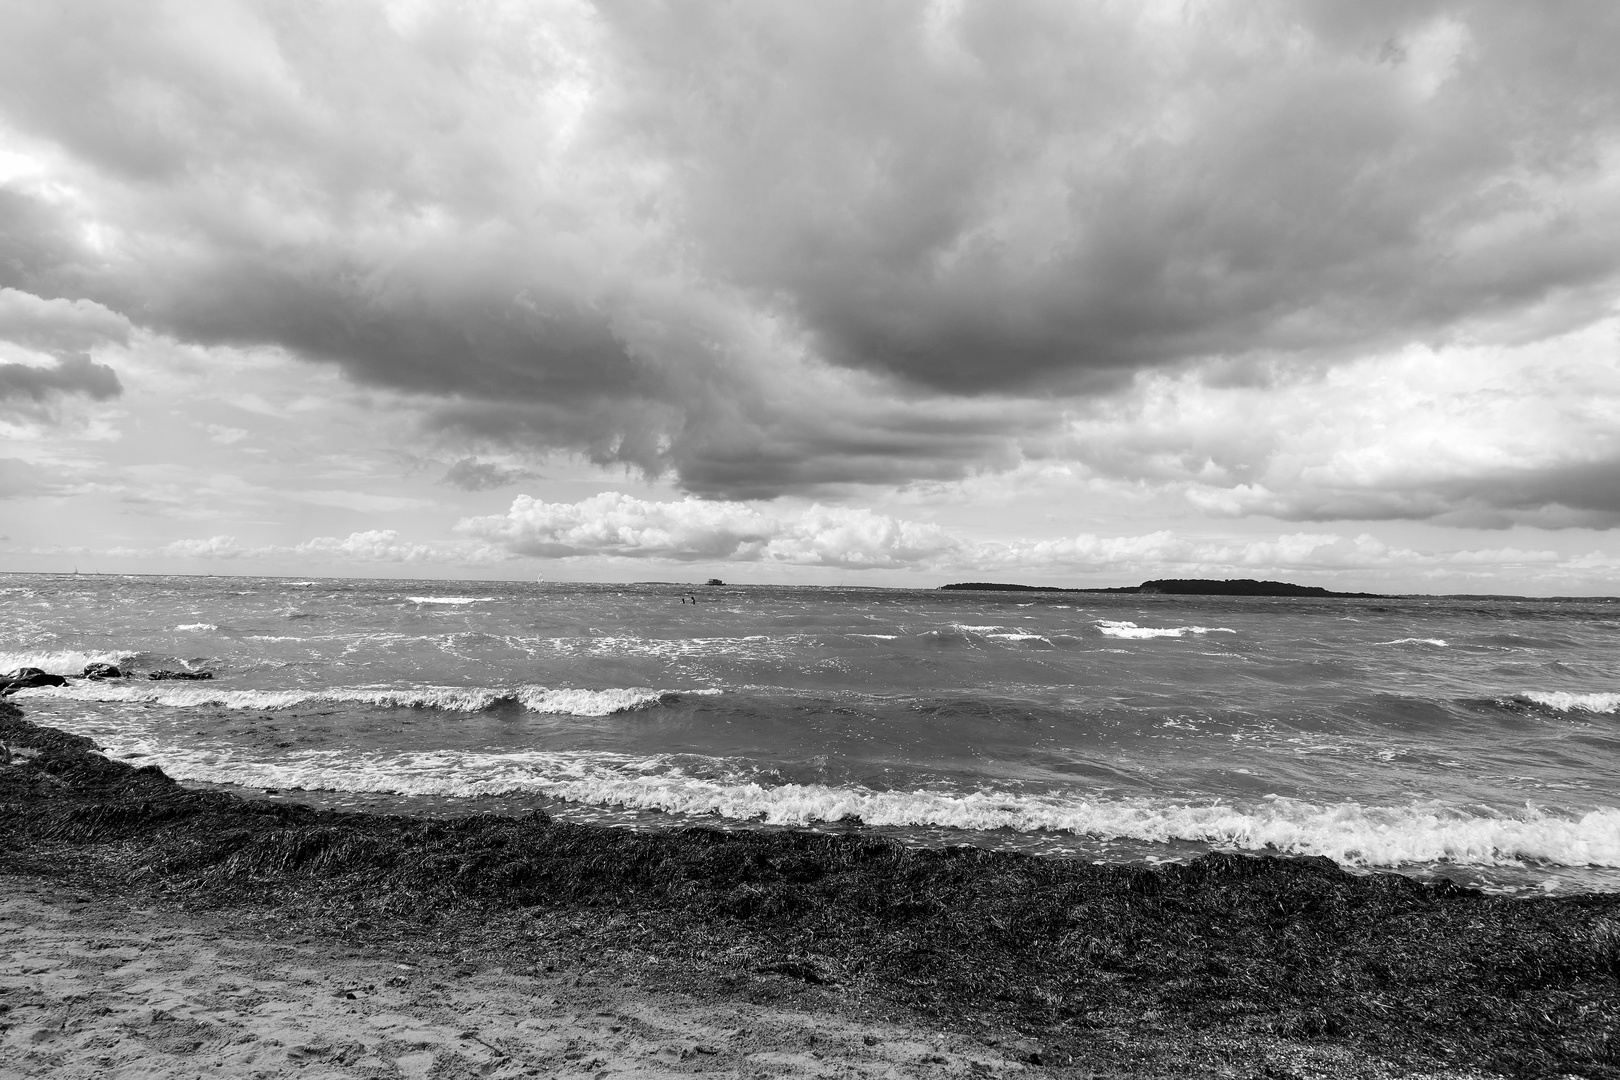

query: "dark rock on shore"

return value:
[1, 667, 68, 692]
[146, 670, 213, 681]
[81, 662, 123, 679]
[3, 702, 1617, 1078]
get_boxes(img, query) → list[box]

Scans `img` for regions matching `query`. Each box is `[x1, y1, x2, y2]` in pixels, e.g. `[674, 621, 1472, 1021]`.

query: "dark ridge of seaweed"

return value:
[2, 703, 1618, 1078]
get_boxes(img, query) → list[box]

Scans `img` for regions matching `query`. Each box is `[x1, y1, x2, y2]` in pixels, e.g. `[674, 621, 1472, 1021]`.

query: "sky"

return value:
[3, 0, 1620, 594]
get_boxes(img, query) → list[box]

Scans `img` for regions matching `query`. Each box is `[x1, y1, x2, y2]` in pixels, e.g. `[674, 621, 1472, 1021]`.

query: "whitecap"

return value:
[0, 649, 136, 675]
[1521, 691, 1620, 714]
[405, 596, 492, 605]
[175, 623, 219, 632]
[1375, 637, 1448, 647]
[986, 633, 1053, 645]
[1095, 620, 1236, 639]
[13, 681, 715, 716]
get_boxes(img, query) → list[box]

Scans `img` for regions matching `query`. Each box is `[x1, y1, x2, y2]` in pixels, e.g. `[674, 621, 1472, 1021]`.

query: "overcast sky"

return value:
[4, 0, 1620, 593]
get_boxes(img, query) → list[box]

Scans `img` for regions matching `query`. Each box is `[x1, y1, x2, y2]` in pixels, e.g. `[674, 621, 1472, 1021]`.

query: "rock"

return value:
[147, 670, 214, 681]
[81, 662, 123, 679]
[0, 667, 68, 692]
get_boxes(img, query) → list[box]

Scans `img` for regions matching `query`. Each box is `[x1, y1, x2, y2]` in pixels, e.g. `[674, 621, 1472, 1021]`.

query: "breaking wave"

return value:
[11, 682, 716, 716]
[106, 740, 1620, 871]
[1096, 621, 1236, 640]
[1376, 637, 1449, 647]
[405, 596, 492, 605]
[1520, 691, 1620, 714]
[0, 649, 137, 675]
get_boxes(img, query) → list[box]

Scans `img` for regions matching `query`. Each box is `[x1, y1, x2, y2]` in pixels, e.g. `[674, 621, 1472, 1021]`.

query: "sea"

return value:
[4, 573, 1618, 896]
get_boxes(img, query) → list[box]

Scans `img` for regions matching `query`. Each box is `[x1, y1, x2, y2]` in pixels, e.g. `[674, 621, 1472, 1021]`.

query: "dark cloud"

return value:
[440, 457, 537, 491]
[0, 353, 120, 404]
[1, 1, 1618, 505]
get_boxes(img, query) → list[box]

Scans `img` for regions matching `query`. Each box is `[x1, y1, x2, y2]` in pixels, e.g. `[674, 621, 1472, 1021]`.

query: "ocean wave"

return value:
[1375, 637, 1448, 647]
[11, 682, 714, 716]
[986, 633, 1053, 646]
[546, 634, 792, 660]
[405, 596, 492, 605]
[175, 623, 219, 632]
[0, 649, 136, 675]
[1520, 691, 1620, 714]
[108, 742, 1620, 871]
[1095, 621, 1236, 639]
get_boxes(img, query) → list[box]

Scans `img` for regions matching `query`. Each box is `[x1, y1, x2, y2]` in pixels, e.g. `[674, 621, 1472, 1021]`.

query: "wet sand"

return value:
[0, 879, 1037, 1079]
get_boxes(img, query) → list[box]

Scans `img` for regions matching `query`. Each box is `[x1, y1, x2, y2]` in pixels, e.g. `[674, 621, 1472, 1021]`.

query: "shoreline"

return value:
[4, 701, 1619, 1078]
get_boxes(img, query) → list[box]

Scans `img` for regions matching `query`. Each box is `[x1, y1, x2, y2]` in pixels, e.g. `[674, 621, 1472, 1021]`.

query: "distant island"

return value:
[940, 578, 1386, 598]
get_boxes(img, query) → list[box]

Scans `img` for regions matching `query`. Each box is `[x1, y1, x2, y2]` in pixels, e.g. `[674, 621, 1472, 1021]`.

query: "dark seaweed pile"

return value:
[3, 702, 1617, 1077]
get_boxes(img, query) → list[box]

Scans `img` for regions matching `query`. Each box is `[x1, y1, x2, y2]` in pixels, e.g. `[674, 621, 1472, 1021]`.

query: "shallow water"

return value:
[5, 573, 1619, 894]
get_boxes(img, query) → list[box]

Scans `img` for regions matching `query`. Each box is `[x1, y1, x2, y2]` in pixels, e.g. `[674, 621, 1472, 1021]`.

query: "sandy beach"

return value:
[5, 701, 1617, 1079]
[0, 877, 1042, 1079]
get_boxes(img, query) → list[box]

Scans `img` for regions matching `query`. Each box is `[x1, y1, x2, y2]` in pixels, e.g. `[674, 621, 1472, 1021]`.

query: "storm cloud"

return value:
[2, 1, 1618, 513]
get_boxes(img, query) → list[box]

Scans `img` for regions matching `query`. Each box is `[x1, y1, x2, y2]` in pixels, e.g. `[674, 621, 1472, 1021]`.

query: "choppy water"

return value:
[5, 573, 1619, 894]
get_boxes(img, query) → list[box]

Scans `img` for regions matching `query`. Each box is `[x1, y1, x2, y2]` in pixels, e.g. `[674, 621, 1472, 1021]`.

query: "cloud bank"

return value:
[153, 530, 503, 565]
[454, 492, 1596, 586]
[458, 492, 958, 568]
[2, 0, 1619, 513]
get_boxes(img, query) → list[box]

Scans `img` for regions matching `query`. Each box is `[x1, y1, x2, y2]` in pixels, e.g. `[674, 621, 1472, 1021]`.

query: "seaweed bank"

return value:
[3, 702, 1619, 1079]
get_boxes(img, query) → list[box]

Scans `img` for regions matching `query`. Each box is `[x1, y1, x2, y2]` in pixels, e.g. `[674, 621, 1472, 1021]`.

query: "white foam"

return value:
[12, 682, 706, 716]
[546, 635, 796, 661]
[0, 649, 135, 675]
[405, 596, 491, 605]
[517, 686, 674, 715]
[986, 633, 1052, 645]
[1095, 621, 1236, 639]
[1375, 637, 1448, 647]
[1522, 691, 1620, 714]
[175, 623, 218, 632]
[108, 741, 1620, 871]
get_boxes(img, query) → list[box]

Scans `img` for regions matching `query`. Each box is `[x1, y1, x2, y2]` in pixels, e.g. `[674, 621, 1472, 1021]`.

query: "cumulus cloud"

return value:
[0, 288, 130, 354]
[2, 1, 1618, 504]
[0, 288, 126, 416]
[1061, 320, 1620, 528]
[457, 492, 959, 568]
[454, 491, 1589, 580]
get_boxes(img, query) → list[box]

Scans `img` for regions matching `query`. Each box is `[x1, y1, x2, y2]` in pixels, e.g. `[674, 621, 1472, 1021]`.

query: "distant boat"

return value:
[705, 578, 724, 586]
